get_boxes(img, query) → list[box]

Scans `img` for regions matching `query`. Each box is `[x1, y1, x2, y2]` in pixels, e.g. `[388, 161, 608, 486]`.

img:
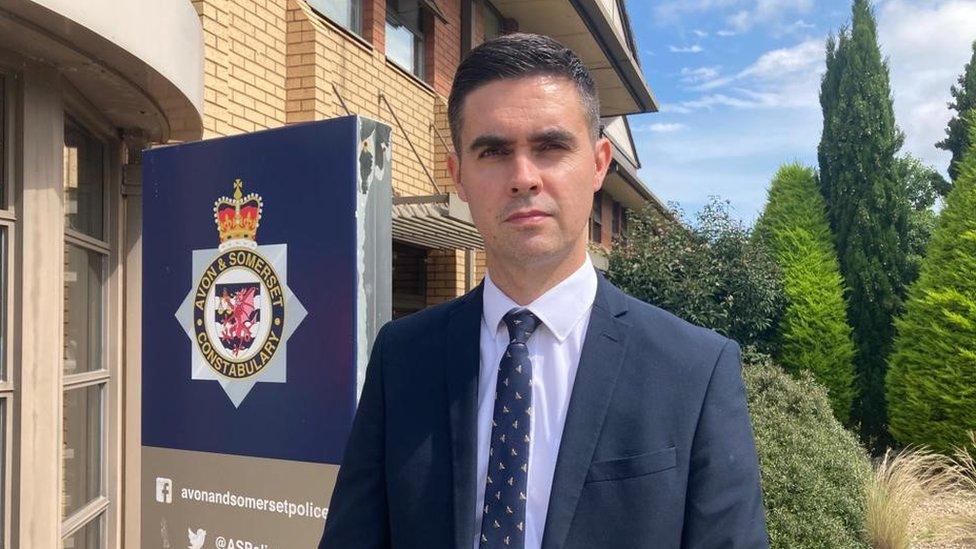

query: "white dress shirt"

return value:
[472, 257, 598, 549]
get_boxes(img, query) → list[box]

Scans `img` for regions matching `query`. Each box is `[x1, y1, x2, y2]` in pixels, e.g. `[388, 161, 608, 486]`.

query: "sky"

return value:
[625, 0, 976, 225]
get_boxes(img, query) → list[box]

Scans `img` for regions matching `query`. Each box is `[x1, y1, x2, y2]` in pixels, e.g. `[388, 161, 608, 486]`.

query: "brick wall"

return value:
[195, 0, 468, 304]
[192, 0, 289, 137]
[426, 249, 467, 305]
[427, 0, 462, 98]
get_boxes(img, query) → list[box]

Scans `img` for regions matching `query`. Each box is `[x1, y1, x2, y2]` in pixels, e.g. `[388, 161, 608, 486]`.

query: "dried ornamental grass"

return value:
[865, 449, 957, 549]
[866, 436, 976, 549]
[940, 433, 976, 545]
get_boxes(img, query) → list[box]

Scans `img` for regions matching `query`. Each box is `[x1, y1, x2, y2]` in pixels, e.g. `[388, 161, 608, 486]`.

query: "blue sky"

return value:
[625, 0, 976, 224]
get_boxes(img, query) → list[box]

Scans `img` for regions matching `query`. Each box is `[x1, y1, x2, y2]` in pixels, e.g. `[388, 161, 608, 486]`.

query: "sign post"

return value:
[141, 116, 391, 548]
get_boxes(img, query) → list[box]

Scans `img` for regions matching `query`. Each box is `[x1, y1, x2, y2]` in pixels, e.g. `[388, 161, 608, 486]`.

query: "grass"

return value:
[940, 433, 976, 546]
[865, 433, 976, 549]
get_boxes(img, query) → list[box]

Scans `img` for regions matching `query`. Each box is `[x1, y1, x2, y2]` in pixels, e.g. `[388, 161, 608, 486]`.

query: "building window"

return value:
[61, 382, 103, 517]
[612, 201, 627, 240]
[64, 117, 104, 240]
[590, 191, 603, 243]
[0, 229, 9, 547]
[62, 114, 110, 547]
[62, 514, 102, 548]
[0, 71, 14, 549]
[386, 0, 426, 79]
[481, 0, 503, 43]
[393, 241, 427, 319]
[0, 74, 5, 209]
[307, 0, 362, 34]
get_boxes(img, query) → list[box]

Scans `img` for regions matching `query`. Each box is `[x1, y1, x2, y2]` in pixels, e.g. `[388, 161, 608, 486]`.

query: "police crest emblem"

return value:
[176, 179, 307, 407]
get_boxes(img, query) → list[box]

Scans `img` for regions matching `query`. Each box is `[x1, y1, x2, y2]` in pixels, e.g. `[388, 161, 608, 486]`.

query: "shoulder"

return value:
[601, 279, 737, 373]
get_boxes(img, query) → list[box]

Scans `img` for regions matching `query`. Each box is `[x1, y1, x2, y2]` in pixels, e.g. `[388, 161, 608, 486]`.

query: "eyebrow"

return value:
[467, 129, 578, 153]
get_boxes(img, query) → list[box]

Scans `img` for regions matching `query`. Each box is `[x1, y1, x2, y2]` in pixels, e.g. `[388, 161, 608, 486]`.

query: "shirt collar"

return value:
[482, 256, 598, 343]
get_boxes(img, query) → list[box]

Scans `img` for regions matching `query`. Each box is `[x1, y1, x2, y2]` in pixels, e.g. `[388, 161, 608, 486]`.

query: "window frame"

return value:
[58, 87, 121, 548]
[590, 191, 603, 243]
[611, 200, 622, 239]
[392, 241, 428, 318]
[305, 0, 363, 36]
[480, 0, 504, 44]
[385, 0, 427, 80]
[0, 64, 18, 549]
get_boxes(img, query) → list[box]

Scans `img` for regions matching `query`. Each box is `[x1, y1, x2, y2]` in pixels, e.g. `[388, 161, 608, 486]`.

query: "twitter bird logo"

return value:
[188, 528, 207, 549]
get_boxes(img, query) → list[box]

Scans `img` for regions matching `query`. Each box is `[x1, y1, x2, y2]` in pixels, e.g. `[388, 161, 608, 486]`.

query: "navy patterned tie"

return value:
[479, 308, 540, 548]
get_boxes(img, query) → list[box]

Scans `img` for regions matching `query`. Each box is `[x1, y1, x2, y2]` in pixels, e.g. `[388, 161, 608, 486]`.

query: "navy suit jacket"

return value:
[320, 273, 768, 548]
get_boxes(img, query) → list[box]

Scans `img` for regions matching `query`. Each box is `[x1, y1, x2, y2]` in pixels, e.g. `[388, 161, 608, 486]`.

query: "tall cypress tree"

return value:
[818, 30, 849, 208]
[816, 0, 910, 448]
[887, 115, 976, 453]
[755, 164, 856, 425]
[937, 40, 976, 184]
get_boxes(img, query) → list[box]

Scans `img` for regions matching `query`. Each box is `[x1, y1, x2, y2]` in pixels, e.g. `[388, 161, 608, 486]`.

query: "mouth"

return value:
[505, 209, 552, 225]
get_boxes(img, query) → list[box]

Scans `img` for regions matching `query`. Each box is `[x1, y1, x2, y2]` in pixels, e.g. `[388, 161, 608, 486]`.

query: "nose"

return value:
[508, 151, 542, 196]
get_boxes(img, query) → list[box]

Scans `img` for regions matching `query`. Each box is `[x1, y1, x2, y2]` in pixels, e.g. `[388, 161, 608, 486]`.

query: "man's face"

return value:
[448, 75, 612, 269]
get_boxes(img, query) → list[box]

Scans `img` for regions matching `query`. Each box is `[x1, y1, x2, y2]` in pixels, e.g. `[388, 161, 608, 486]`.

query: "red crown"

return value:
[214, 179, 262, 246]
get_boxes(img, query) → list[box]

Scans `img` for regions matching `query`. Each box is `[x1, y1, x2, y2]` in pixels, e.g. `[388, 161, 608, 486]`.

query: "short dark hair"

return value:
[448, 33, 601, 154]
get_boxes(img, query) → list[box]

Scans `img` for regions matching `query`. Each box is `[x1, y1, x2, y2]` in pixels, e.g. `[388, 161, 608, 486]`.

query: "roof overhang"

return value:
[603, 152, 671, 221]
[0, 0, 204, 142]
[393, 193, 485, 250]
[491, 0, 657, 115]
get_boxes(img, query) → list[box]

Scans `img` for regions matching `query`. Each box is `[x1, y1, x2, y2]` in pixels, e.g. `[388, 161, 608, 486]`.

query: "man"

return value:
[320, 33, 768, 549]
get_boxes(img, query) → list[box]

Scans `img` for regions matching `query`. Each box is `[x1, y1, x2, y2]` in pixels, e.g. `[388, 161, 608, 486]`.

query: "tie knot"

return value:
[503, 309, 540, 344]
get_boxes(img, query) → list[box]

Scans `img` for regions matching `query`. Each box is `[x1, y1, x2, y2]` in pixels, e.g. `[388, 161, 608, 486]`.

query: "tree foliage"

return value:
[755, 164, 856, 424]
[894, 154, 945, 283]
[607, 198, 784, 350]
[887, 117, 976, 454]
[937, 40, 976, 184]
[817, 0, 911, 447]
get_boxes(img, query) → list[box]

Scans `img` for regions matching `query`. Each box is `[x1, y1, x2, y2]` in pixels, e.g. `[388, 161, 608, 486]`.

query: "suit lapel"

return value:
[445, 284, 484, 549]
[541, 275, 630, 549]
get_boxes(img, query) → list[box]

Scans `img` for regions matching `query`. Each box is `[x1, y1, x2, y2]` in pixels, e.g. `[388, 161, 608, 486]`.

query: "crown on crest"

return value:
[214, 179, 262, 248]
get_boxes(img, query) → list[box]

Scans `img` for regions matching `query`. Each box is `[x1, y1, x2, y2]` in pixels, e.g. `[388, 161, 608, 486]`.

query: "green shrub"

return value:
[744, 359, 872, 548]
[886, 117, 976, 454]
[607, 198, 784, 350]
[755, 164, 856, 424]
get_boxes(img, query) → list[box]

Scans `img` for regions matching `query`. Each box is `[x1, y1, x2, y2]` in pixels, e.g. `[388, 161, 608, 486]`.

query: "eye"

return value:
[539, 142, 568, 151]
[479, 147, 506, 158]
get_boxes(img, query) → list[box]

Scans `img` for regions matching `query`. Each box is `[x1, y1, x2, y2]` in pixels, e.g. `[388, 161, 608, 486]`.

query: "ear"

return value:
[447, 152, 468, 201]
[592, 136, 612, 192]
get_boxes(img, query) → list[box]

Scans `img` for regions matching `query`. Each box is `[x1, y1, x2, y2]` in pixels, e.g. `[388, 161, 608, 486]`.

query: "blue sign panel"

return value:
[142, 116, 391, 547]
[143, 117, 366, 465]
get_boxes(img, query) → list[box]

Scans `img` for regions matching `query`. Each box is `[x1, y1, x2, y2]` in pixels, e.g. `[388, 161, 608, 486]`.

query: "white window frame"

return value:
[385, 0, 427, 80]
[306, 0, 363, 36]
[0, 64, 18, 549]
[58, 85, 122, 549]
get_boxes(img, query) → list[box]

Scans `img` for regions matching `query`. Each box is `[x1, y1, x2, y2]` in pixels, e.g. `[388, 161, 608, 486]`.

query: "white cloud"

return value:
[755, 0, 813, 20]
[672, 39, 825, 101]
[681, 66, 722, 83]
[716, 29, 738, 37]
[728, 10, 752, 32]
[654, 0, 744, 24]
[877, 0, 976, 173]
[721, 0, 814, 34]
[739, 39, 823, 79]
[693, 29, 710, 38]
[669, 44, 705, 53]
[662, 93, 776, 113]
[774, 19, 816, 37]
[644, 123, 688, 133]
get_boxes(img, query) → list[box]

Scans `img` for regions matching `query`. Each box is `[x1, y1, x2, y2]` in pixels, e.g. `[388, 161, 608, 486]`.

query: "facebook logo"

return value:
[156, 477, 173, 504]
